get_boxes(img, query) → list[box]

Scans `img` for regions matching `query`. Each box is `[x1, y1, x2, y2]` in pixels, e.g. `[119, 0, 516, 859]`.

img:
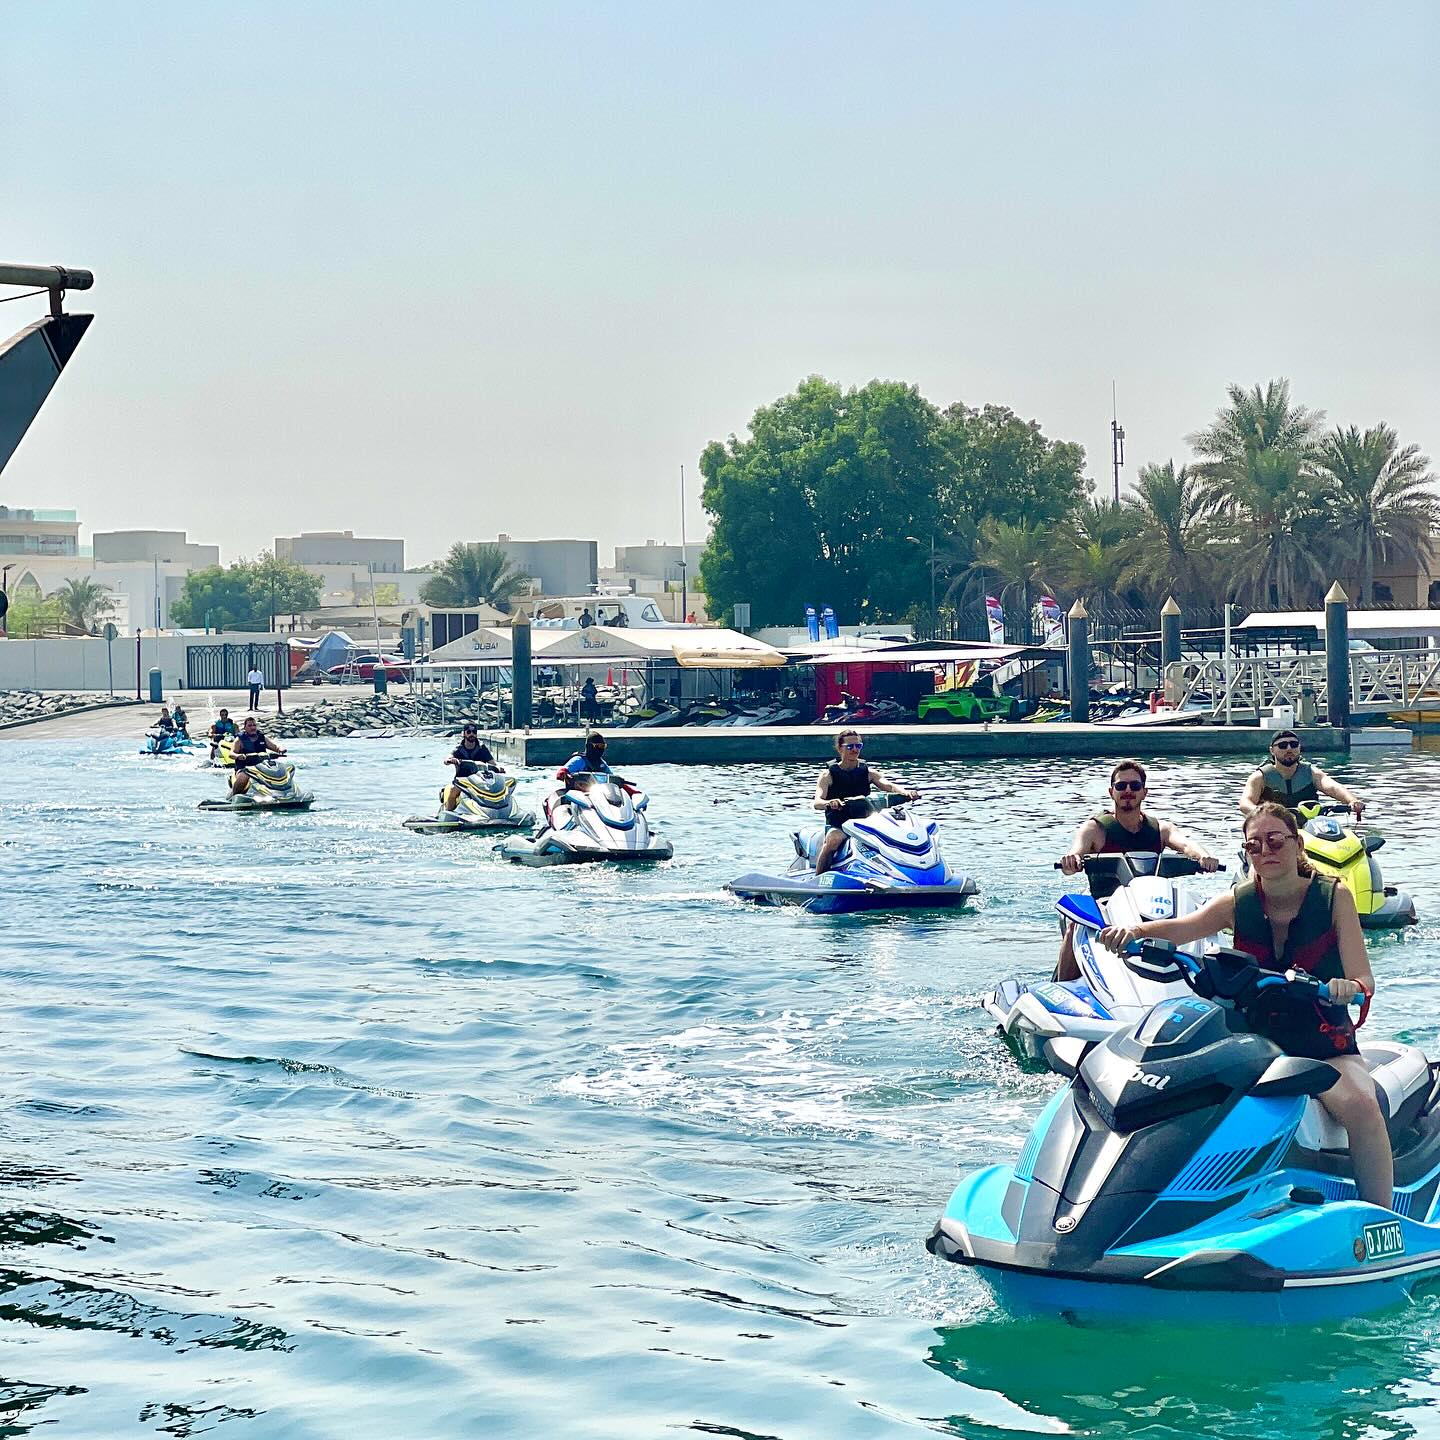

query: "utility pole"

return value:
[678, 463, 688, 624]
[1110, 381, 1125, 504]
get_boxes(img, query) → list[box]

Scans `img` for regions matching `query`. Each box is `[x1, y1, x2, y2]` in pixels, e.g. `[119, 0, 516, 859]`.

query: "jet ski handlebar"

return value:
[1053, 854, 1225, 876]
[1125, 939, 1369, 1023]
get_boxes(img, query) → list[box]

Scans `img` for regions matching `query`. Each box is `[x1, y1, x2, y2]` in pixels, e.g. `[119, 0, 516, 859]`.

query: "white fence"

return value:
[0, 632, 279, 693]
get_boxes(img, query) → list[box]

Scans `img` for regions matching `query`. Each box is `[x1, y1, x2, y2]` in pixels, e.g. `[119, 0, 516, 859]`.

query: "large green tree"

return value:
[418, 542, 529, 611]
[1315, 424, 1438, 607]
[50, 576, 113, 633]
[965, 518, 1054, 622]
[1122, 461, 1218, 606]
[940, 403, 1089, 527]
[170, 554, 321, 630]
[699, 376, 947, 625]
[1217, 448, 1330, 608]
[1187, 378, 1325, 508]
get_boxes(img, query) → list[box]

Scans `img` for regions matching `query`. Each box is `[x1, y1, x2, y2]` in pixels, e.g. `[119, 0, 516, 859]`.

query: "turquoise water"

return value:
[3, 737, 1440, 1437]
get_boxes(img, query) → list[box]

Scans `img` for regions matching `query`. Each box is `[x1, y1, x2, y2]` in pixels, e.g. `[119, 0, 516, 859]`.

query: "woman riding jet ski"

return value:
[727, 728, 977, 913]
[984, 851, 1226, 1067]
[1239, 731, 1416, 928]
[930, 943, 1440, 1323]
[199, 717, 313, 811]
[497, 733, 670, 864]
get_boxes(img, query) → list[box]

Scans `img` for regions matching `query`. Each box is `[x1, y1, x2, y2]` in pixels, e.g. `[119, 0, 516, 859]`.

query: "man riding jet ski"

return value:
[199, 716, 314, 811]
[403, 725, 532, 834]
[1055, 760, 1219, 979]
[1239, 732, 1415, 928]
[497, 735, 670, 864]
[930, 941, 1440, 1323]
[984, 850, 1226, 1067]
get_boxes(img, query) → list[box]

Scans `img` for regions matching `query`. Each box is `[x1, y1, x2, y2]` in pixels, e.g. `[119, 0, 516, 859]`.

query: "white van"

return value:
[528, 590, 675, 629]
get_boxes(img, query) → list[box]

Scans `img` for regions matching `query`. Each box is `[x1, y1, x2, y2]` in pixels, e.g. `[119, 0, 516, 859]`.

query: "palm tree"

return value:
[1188, 379, 1326, 509]
[1218, 449, 1330, 608]
[1122, 461, 1216, 605]
[419, 543, 529, 612]
[51, 576, 113, 634]
[1315, 424, 1439, 608]
[965, 518, 1053, 627]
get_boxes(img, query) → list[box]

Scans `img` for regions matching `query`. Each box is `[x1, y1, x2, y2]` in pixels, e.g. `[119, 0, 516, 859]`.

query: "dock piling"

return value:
[1068, 599, 1090, 724]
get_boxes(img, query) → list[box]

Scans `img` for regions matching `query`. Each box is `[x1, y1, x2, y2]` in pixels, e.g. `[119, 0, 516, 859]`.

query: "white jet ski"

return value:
[199, 757, 314, 812]
[497, 776, 672, 865]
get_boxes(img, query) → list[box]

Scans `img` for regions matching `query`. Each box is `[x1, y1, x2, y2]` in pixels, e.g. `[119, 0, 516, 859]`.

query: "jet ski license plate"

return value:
[1362, 1220, 1405, 1262]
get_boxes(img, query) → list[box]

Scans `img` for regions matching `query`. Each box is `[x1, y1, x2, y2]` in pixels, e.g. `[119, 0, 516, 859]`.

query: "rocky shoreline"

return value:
[260, 693, 501, 740]
[0, 690, 137, 728]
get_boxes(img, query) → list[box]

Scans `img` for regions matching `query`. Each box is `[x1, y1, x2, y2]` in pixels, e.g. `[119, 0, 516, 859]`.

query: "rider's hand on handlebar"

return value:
[1099, 924, 1139, 951]
[1324, 978, 1365, 1005]
[1353, 801, 1366, 821]
[906, 790, 921, 802]
[825, 798, 845, 811]
[1059, 851, 1086, 876]
[1198, 854, 1220, 873]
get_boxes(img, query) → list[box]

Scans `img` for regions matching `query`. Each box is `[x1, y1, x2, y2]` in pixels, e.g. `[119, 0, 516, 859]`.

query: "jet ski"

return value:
[198, 758, 314, 811]
[403, 768, 533, 834]
[727, 793, 978, 914]
[209, 736, 237, 768]
[1275, 803, 1416, 930]
[496, 776, 672, 864]
[984, 853, 1226, 1067]
[141, 729, 198, 756]
[930, 942, 1440, 1324]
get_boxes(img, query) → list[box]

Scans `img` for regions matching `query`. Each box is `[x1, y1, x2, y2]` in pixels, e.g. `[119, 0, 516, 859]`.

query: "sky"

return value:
[4, 1, 1437, 569]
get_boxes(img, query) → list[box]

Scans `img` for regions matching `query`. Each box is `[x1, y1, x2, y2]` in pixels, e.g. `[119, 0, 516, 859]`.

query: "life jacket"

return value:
[826, 762, 871, 802]
[236, 731, 268, 756]
[1232, 875, 1342, 982]
[1092, 811, 1163, 854]
[1258, 761, 1318, 808]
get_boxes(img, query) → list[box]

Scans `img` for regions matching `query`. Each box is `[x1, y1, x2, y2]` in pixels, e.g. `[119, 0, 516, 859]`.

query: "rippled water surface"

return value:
[3, 734, 1440, 1437]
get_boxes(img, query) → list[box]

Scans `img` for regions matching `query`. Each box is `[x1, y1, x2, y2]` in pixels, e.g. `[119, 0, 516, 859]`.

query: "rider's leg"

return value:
[444, 784, 461, 812]
[1321, 1055, 1393, 1208]
[1054, 922, 1080, 981]
[231, 767, 251, 795]
[814, 825, 847, 875]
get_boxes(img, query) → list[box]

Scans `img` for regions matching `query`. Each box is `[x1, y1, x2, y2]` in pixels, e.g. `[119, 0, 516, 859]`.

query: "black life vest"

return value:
[236, 731, 268, 756]
[1232, 875, 1342, 982]
[827, 762, 871, 802]
[1258, 762, 1318, 808]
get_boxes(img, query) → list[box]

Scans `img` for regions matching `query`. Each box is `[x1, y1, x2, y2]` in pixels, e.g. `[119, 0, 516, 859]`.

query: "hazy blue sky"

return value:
[5, 1, 1437, 568]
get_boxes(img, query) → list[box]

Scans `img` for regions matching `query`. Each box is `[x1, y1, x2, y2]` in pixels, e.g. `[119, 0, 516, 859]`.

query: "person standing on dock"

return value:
[246, 665, 265, 711]
[1239, 731, 1365, 821]
[812, 729, 919, 875]
[1054, 759, 1219, 980]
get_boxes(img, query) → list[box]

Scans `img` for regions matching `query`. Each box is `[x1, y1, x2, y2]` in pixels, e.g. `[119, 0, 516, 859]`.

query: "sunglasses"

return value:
[842, 742, 863, 751]
[1243, 833, 1293, 855]
[1274, 743, 1300, 753]
[1112, 780, 1145, 793]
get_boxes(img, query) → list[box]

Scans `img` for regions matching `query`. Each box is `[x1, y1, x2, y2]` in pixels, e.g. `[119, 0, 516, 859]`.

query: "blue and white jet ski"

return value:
[932, 944, 1440, 1324]
[141, 728, 198, 756]
[497, 776, 672, 864]
[726, 794, 978, 914]
[984, 853, 1225, 1067]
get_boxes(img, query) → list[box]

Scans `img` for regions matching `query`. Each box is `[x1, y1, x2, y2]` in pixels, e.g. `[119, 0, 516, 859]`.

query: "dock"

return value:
[480, 723, 1349, 768]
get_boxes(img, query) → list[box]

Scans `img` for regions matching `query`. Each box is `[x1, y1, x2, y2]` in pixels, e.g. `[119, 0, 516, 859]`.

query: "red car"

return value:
[325, 653, 411, 681]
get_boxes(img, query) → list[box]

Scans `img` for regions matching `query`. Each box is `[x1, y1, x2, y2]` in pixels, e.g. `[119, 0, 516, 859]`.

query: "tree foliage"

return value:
[418, 542, 529, 611]
[699, 377, 1086, 625]
[50, 577, 113, 633]
[170, 554, 321, 630]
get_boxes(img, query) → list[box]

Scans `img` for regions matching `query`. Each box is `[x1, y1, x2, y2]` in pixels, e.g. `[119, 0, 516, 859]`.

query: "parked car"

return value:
[325, 652, 411, 681]
[917, 689, 1022, 723]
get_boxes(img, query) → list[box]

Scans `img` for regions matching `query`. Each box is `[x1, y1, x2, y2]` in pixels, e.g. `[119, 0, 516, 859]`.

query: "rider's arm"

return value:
[870, 768, 920, 800]
[814, 770, 835, 811]
[1100, 891, 1237, 951]
[1238, 770, 1266, 817]
[1059, 818, 1105, 874]
[1312, 765, 1364, 816]
[265, 738, 285, 755]
[1159, 820, 1219, 869]
[1332, 885, 1375, 1000]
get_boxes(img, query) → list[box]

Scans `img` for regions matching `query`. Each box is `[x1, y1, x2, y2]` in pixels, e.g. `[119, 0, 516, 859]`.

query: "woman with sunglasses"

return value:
[1101, 801, 1390, 1207]
[811, 728, 920, 875]
[1240, 729, 1365, 822]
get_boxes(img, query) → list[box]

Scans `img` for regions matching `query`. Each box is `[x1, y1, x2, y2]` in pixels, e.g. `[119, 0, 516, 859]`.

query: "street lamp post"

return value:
[905, 536, 938, 637]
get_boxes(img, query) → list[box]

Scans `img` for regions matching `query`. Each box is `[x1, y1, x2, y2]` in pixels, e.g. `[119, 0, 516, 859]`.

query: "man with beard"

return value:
[1053, 759, 1219, 980]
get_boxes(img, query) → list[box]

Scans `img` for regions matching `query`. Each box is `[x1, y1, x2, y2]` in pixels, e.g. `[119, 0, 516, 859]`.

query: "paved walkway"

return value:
[0, 685, 394, 741]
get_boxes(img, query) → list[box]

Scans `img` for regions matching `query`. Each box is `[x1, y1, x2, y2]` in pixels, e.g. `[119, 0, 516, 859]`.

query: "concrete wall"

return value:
[612, 541, 704, 584]
[93, 530, 219, 567]
[276, 532, 405, 571]
[0, 630, 280, 691]
[492, 537, 596, 596]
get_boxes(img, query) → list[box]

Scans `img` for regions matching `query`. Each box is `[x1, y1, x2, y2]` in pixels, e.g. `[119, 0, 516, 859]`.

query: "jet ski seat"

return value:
[791, 829, 849, 868]
[1294, 1041, 1438, 1152]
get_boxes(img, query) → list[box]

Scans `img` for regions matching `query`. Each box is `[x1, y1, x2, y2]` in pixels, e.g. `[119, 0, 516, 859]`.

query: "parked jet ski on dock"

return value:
[199, 758, 314, 812]
[985, 853, 1225, 1067]
[496, 776, 672, 864]
[727, 793, 977, 914]
[403, 768, 533, 834]
[932, 943, 1440, 1324]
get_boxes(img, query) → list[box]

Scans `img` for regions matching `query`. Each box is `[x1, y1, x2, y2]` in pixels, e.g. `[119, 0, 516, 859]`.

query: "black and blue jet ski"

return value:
[931, 944, 1440, 1323]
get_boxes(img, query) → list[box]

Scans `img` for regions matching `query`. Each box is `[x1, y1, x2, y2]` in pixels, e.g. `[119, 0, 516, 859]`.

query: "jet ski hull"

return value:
[498, 837, 674, 866]
[403, 812, 534, 834]
[727, 872, 977, 914]
[199, 795, 314, 812]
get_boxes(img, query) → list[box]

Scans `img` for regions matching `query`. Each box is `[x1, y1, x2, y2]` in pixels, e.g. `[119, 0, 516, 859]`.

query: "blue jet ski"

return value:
[931, 943, 1440, 1324]
[727, 794, 978, 914]
[141, 728, 197, 756]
